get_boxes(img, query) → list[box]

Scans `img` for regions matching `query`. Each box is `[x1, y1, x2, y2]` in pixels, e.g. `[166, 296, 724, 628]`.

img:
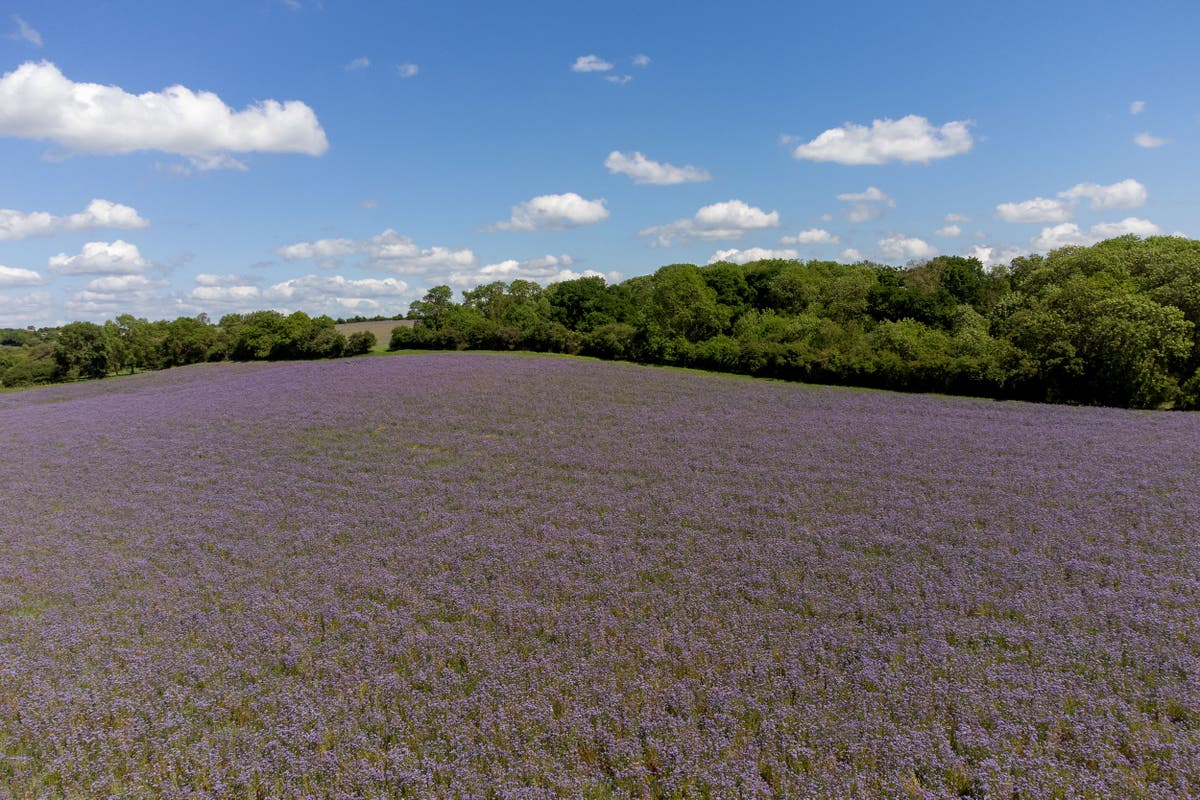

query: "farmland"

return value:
[1, 354, 1198, 798]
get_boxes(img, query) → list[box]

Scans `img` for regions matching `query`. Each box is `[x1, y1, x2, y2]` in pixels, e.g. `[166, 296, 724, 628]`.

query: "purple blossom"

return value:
[1, 354, 1198, 797]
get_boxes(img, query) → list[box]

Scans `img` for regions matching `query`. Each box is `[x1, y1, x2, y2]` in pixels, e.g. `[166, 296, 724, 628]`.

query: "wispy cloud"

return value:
[605, 151, 711, 185]
[10, 15, 41, 46]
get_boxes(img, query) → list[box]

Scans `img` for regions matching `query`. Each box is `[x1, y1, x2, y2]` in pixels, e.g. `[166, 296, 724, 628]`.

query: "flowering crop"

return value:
[1, 354, 1198, 798]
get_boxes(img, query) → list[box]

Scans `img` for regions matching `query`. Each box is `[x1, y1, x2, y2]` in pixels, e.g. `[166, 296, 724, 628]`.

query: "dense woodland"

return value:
[4, 235, 1200, 409]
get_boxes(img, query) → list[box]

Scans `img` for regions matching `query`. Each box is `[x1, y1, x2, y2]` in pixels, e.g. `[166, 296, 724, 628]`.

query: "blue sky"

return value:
[1, 0, 1197, 326]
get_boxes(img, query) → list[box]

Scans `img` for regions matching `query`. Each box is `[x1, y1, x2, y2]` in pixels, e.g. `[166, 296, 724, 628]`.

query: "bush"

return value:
[345, 331, 377, 356]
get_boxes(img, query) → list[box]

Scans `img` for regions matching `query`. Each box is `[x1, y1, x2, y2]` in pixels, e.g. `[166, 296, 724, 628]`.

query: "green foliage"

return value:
[11, 235, 1200, 409]
[345, 331, 377, 356]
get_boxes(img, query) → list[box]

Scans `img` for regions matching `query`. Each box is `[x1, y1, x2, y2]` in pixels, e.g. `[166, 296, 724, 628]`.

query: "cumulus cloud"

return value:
[365, 230, 477, 273]
[0, 61, 328, 162]
[1058, 179, 1147, 210]
[0, 291, 50, 326]
[708, 247, 798, 265]
[1134, 132, 1167, 148]
[1130, 100, 1145, 114]
[344, 57, 370, 71]
[276, 237, 359, 264]
[183, 273, 416, 316]
[633, 54, 651, 67]
[791, 115, 973, 165]
[571, 55, 613, 73]
[605, 74, 633, 85]
[445, 254, 619, 289]
[945, 212, 970, 223]
[780, 228, 839, 245]
[0, 198, 149, 241]
[639, 199, 780, 247]
[839, 248, 864, 263]
[837, 186, 894, 223]
[878, 234, 937, 262]
[265, 274, 410, 303]
[1032, 217, 1163, 251]
[11, 15, 41, 46]
[995, 197, 1073, 223]
[605, 151, 711, 184]
[68, 274, 168, 318]
[0, 264, 44, 287]
[836, 186, 894, 204]
[275, 230, 476, 274]
[48, 240, 150, 275]
[396, 63, 419, 78]
[964, 244, 1027, 269]
[489, 193, 609, 232]
[935, 225, 962, 237]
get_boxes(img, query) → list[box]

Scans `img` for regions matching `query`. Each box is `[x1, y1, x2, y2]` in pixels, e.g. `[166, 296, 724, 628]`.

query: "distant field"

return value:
[334, 319, 413, 343]
[1, 354, 1198, 797]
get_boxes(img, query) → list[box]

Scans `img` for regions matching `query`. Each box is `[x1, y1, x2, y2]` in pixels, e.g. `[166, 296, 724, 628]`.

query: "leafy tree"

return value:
[53, 321, 112, 380]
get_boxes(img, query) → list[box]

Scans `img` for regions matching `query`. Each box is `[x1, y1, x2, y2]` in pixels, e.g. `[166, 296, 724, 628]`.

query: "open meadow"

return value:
[1, 354, 1198, 798]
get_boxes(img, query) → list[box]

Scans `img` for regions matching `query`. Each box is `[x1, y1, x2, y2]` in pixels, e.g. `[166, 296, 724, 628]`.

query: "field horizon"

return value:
[2, 353, 1198, 797]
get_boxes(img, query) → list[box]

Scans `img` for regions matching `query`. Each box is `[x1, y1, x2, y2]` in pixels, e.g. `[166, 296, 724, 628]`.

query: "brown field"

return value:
[334, 319, 413, 342]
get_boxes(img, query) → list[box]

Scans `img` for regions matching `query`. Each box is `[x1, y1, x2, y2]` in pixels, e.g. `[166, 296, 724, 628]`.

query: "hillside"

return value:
[1, 354, 1198, 797]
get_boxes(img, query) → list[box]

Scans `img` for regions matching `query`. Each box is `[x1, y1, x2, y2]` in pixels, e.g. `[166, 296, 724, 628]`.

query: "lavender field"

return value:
[1, 354, 1198, 799]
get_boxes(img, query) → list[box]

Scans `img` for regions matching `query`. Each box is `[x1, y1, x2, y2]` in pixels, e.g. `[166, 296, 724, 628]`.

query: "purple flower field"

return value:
[1, 354, 1199, 799]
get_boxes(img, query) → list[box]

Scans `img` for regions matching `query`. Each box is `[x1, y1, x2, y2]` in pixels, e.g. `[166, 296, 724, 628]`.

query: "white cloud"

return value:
[84, 274, 158, 293]
[274, 230, 476, 274]
[639, 199, 780, 247]
[791, 115, 973, 165]
[995, 197, 1072, 223]
[1130, 100, 1145, 115]
[186, 284, 261, 305]
[708, 247, 798, 265]
[1090, 217, 1163, 239]
[396, 63, 419, 78]
[605, 74, 633, 85]
[836, 186, 894, 205]
[48, 240, 150, 275]
[11, 15, 41, 46]
[780, 228, 839, 245]
[1058, 179, 1147, 210]
[965, 244, 1026, 268]
[878, 234, 937, 262]
[837, 186, 894, 223]
[605, 150, 711, 184]
[935, 225, 962, 237]
[1134, 132, 1167, 148]
[344, 57, 370, 71]
[839, 248, 864, 263]
[945, 212, 970, 223]
[0, 198, 149, 241]
[445, 254, 618, 289]
[277, 237, 359, 262]
[0, 61, 328, 161]
[365, 230, 477, 273]
[0, 291, 50, 327]
[571, 55, 613, 73]
[1032, 217, 1163, 251]
[633, 54, 651, 67]
[68, 274, 168, 318]
[0, 264, 44, 287]
[195, 273, 259, 287]
[265, 274, 410, 302]
[489, 193, 609, 232]
[818, 213, 833, 222]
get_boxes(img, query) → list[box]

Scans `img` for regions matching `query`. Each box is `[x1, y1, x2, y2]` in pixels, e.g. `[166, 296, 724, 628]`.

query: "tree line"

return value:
[4, 235, 1199, 409]
[389, 235, 1200, 410]
[0, 311, 377, 386]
